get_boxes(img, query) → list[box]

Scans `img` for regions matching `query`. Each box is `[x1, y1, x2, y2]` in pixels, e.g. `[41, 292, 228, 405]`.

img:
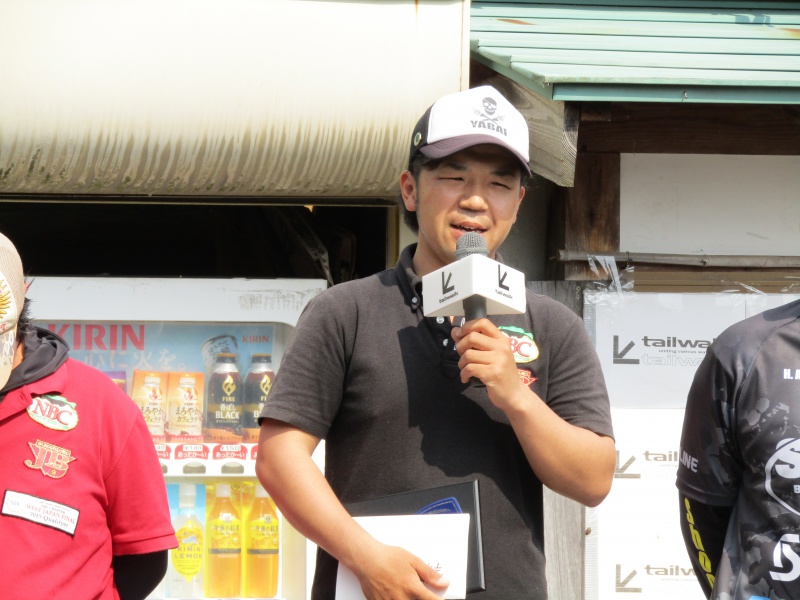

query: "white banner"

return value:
[585, 292, 800, 600]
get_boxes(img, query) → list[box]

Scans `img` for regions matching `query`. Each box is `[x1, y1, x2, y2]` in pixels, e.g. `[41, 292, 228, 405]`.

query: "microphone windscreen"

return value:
[454, 232, 488, 260]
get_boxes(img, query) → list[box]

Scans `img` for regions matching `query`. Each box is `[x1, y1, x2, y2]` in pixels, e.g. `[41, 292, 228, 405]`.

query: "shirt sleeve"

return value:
[676, 342, 741, 506]
[539, 299, 614, 439]
[260, 288, 351, 439]
[678, 491, 731, 599]
[105, 401, 177, 555]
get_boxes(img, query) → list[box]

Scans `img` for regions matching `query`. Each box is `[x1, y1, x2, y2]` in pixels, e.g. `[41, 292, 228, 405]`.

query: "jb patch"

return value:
[499, 325, 539, 364]
[25, 439, 76, 479]
[27, 394, 78, 432]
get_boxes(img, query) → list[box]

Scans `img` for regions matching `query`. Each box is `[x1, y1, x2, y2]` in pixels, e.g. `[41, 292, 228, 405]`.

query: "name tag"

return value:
[2, 490, 79, 536]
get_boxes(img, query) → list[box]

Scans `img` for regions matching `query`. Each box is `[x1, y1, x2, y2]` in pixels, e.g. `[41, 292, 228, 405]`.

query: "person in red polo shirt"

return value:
[0, 231, 177, 600]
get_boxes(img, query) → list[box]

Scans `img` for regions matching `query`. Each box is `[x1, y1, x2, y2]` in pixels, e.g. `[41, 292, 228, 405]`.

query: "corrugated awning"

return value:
[471, 0, 800, 104]
[0, 1, 468, 200]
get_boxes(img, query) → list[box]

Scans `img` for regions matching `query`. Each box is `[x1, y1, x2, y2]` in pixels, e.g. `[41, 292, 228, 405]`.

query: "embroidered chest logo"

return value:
[499, 326, 539, 364]
[27, 394, 79, 432]
[25, 440, 76, 479]
[517, 369, 537, 387]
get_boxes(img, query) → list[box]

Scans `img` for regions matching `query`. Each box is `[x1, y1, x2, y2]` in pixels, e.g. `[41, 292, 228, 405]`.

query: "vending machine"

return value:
[29, 276, 327, 600]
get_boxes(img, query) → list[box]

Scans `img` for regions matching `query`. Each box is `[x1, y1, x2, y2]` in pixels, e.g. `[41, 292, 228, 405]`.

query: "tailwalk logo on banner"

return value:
[612, 335, 713, 366]
[592, 292, 744, 409]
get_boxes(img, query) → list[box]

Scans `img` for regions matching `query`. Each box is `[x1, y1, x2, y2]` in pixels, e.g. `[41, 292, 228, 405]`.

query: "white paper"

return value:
[335, 513, 471, 599]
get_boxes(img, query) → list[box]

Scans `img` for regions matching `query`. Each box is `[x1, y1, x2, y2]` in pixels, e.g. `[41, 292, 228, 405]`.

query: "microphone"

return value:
[421, 234, 525, 320]
[454, 234, 490, 386]
[455, 233, 489, 322]
[422, 232, 525, 386]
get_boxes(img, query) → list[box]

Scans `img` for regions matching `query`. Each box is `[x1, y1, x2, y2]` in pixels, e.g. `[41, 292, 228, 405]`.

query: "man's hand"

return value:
[258, 422, 453, 598]
[451, 317, 615, 507]
[351, 541, 450, 600]
[451, 317, 526, 411]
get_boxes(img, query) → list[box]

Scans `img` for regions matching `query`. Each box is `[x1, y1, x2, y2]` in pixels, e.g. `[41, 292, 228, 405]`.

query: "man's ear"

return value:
[399, 170, 417, 212]
[512, 185, 525, 224]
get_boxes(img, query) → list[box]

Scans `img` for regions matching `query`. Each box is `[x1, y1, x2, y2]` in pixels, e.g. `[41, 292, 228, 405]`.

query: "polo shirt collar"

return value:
[395, 244, 424, 313]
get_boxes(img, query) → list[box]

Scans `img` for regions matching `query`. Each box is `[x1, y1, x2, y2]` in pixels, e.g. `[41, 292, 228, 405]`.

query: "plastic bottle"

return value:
[242, 354, 276, 442]
[206, 353, 243, 442]
[167, 372, 204, 442]
[132, 371, 168, 442]
[167, 483, 204, 598]
[206, 483, 242, 598]
[244, 485, 280, 598]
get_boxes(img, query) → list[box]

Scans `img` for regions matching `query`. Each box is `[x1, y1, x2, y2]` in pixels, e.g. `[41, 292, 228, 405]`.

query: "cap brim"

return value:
[419, 134, 532, 176]
[0, 327, 16, 390]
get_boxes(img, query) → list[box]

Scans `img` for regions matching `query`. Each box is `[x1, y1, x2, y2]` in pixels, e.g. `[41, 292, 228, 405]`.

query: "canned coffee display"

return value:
[242, 353, 276, 442]
[205, 353, 243, 442]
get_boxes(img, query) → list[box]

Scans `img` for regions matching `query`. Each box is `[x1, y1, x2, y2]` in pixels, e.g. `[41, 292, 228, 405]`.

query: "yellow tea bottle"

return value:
[206, 483, 241, 598]
[244, 484, 280, 597]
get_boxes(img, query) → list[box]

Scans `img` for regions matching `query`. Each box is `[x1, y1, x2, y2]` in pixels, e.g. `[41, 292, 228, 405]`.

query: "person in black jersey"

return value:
[677, 299, 800, 600]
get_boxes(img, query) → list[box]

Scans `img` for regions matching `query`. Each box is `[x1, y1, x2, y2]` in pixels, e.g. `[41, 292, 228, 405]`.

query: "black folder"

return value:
[344, 480, 485, 593]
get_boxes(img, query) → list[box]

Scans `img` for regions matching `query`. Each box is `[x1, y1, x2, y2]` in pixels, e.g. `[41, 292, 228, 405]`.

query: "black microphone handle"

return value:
[461, 295, 488, 387]
[463, 295, 487, 321]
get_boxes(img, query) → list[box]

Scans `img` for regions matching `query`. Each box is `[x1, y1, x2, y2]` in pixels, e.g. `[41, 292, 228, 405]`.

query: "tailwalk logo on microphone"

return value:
[422, 254, 526, 318]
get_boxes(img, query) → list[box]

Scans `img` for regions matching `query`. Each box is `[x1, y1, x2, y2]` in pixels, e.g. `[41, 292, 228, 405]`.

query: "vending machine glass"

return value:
[30, 276, 327, 600]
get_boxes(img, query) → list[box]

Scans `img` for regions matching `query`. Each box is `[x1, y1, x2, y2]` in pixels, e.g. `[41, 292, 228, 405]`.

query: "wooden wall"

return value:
[556, 103, 800, 283]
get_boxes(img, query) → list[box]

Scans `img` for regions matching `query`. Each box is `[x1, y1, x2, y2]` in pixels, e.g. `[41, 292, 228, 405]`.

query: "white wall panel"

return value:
[620, 154, 800, 255]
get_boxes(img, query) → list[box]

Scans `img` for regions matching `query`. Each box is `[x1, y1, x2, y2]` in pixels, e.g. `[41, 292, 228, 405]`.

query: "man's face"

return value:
[400, 144, 525, 277]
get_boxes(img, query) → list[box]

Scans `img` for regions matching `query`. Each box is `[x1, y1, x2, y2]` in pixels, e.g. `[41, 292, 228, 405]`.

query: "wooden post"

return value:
[562, 153, 620, 280]
[528, 281, 593, 600]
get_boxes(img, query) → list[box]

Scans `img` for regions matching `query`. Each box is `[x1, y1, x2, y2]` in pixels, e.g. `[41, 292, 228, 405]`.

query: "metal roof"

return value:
[471, 1, 800, 103]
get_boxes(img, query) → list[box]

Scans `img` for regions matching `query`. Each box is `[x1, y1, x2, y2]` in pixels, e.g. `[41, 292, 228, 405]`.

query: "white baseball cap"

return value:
[408, 85, 531, 175]
[0, 232, 25, 390]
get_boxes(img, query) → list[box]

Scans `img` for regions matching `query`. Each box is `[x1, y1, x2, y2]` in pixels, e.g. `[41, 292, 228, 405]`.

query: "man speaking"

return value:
[256, 85, 615, 599]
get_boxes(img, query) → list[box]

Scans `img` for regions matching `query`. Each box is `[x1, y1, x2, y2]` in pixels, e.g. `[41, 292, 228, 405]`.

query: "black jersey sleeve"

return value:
[676, 339, 742, 505]
[678, 492, 731, 599]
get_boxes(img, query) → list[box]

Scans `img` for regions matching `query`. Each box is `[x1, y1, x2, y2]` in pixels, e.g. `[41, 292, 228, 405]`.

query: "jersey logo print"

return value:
[25, 440, 76, 479]
[770, 534, 800, 582]
[499, 326, 539, 364]
[27, 394, 79, 432]
[765, 438, 800, 516]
